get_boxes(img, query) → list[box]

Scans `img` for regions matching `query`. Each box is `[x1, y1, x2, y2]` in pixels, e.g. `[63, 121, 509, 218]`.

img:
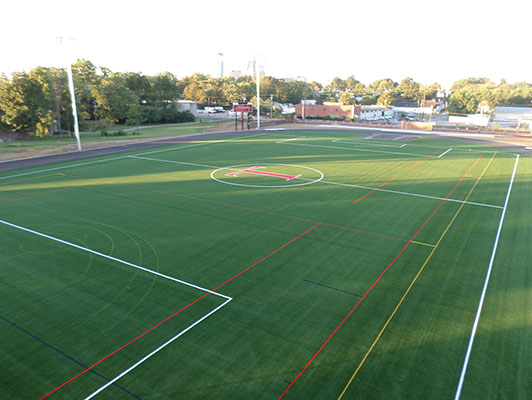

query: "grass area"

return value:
[0, 121, 223, 155]
[0, 130, 530, 399]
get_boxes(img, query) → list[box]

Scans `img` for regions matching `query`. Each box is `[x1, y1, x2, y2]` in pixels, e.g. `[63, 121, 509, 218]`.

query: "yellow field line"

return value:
[337, 152, 497, 399]
[411, 240, 436, 248]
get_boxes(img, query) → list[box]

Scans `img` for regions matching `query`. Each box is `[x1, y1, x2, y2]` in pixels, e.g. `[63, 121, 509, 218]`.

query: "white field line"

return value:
[0, 156, 128, 181]
[1, 217, 234, 399]
[278, 141, 440, 158]
[0, 219, 230, 301]
[332, 139, 405, 148]
[130, 155, 503, 210]
[84, 297, 232, 400]
[438, 148, 453, 158]
[0, 133, 266, 182]
[128, 155, 221, 170]
[276, 136, 306, 144]
[297, 176, 503, 209]
[454, 154, 520, 400]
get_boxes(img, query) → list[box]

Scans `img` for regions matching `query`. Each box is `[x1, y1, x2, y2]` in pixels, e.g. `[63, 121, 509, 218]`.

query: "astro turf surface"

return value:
[1, 129, 531, 399]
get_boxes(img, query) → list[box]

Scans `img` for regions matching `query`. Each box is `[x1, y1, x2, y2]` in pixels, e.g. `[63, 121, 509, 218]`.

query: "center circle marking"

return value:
[210, 163, 324, 188]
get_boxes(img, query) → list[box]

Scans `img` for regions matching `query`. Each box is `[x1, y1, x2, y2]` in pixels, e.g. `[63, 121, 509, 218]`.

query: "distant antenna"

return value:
[217, 53, 224, 78]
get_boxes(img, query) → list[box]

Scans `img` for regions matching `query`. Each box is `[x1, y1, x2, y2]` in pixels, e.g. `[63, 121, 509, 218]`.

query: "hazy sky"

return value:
[2, 0, 530, 88]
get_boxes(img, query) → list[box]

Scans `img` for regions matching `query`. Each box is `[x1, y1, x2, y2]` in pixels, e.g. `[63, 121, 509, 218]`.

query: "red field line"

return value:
[408, 149, 441, 170]
[38, 223, 321, 399]
[352, 178, 395, 205]
[278, 154, 483, 399]
[61, 173, 410, 244]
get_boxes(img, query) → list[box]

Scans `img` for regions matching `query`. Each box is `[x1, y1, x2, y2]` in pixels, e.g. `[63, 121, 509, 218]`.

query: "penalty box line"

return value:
[0, 219, 231, 399]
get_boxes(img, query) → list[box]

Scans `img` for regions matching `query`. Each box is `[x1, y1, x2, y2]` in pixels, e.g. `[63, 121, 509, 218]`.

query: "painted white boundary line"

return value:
[0, 156, 128, 181]
[298, 177, 503, 210]
[1, 217, 233, 399]
[454, 154, 519, 400]
[438, 148, 453, 158]
[278, 141, 440, 158]
[128, 155, 221, 169]
[84, 297, 232, 400]
[332, 138, 405, 148]
[0, 133, 266, 182]
[128, 155, 503, 209]
[0, 219, 230, 300]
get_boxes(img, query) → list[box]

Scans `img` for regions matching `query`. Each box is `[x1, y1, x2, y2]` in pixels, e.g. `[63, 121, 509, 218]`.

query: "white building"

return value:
[359, 106, 394, 120]
[177, 100, 198, 116]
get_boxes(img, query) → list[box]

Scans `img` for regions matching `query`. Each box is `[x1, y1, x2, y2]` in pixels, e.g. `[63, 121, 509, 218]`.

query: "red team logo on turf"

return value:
[226, 166, 301, 181]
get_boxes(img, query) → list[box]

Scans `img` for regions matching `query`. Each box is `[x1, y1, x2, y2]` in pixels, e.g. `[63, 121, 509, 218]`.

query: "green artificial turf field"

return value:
[1, 129, 531, 399]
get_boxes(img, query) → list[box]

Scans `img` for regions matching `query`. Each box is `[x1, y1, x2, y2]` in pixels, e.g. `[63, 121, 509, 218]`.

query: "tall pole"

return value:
[66, 64, 82, 151]
[59, 37, 82, 151]
[256, 59, 260, 129]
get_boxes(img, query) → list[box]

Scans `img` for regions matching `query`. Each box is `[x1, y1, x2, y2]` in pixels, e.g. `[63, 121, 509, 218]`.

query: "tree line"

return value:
[1, 59, 531, 136]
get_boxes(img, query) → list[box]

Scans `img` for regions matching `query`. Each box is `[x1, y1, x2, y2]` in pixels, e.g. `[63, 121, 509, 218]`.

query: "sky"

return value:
[1, 0, 530, 89]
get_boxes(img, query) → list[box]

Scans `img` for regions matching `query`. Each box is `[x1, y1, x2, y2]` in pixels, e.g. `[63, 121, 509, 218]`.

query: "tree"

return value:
[339, 91, 355, 105]
[0, 68, 53, 136]
[124, 72, 153, 104]
[151, 72, 179, 102]
[93, 75, 139, 123]
[447, 89, 479, 114]
[126, 103, 144, 127]
[377, 92, 393, 106]
[397, 77, 422, 101]
[369, 78, 396, 93]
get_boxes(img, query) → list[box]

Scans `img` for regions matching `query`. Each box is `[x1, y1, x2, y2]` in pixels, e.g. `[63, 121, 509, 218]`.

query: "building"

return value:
[294, 103, 393, 120]
[295, 104, 360, 119]
[176, 100, 198, 117]
[359, 106, 394, 120]
[493, 106, 532, 122]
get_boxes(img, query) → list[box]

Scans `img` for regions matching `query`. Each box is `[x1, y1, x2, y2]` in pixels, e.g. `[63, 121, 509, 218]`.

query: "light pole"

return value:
[256, 58, 260, 129]
[58, 37, 82, 151]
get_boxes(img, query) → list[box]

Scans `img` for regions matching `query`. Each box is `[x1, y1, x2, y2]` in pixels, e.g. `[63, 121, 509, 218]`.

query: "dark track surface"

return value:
[1, 127, 530, 174]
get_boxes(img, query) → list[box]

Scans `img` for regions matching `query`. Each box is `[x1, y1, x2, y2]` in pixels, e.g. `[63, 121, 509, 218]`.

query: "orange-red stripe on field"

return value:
[408, 149, 441, 170]
[38, 223, 321, 399]
[277, 154, 483, 399]
[352, 178, 395, 205]
[60, 173, 415, 244]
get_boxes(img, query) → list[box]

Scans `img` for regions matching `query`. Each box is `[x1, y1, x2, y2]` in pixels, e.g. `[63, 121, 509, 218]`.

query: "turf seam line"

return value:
[454, 154, 520, 400]
[337, 151, 498, 399]
[277, 154, 484, 399]
[0, 315, 142, 400]
[303, 280, 362, 297]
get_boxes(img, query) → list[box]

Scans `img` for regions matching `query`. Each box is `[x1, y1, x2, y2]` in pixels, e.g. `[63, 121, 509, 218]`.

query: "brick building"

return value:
[295, 103, 361, 119]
